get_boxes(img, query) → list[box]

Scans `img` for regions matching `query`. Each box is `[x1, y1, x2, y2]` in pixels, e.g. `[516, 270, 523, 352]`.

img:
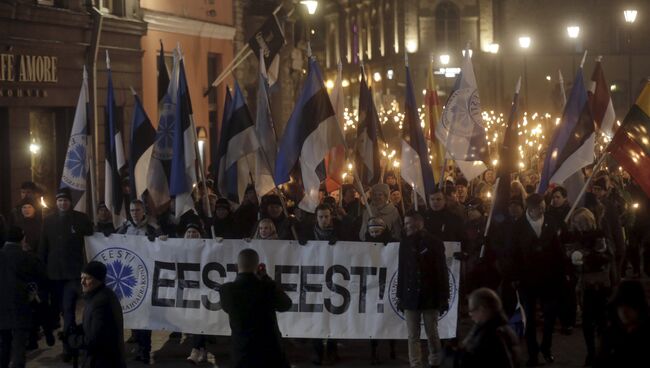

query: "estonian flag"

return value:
[104, 51, 126, 226]
[60, 66, 91, 213]
[275, 56, 344, 213]
[491, 78, 521, 224]
[355, 71, 382, 187]
[254, 51, 278, 197]
[538, 68, 595, 194]
[216, 82, 260, 203]
[147, 46, 179, 209]
[129, 90, 156, 200]
[169, 57, 197, 217]
[400, 64, 436, 203]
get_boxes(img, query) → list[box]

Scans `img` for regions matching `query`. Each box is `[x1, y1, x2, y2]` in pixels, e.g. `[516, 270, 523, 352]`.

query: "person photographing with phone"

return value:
[219, 249, 292, 368]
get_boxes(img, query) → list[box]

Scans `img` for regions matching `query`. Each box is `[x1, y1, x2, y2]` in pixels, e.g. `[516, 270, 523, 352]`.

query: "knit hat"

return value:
[82, 261, 107, 282]
[6, 226, 25, 243]
[185, 223, 203, 233]
[20, 181, 37, 191]
[371, 183, 390, 198]
[367, 217, 386, 232]
[19, 197, 36, 208]
[55, 187, 72, 200]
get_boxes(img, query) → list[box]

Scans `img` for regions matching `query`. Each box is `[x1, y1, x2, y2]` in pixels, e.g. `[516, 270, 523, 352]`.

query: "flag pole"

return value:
[563, 151, 609, 224]
[209, 4, 289, 90]
[483, 177, 500, 237]
[178, 48, 216, 239]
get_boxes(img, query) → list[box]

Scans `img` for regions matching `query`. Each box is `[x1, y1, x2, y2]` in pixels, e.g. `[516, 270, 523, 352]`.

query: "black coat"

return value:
[397, 230, 449, 310]
[460, 314, 521, 368]
[234, 202, 259, 238]
[15, 216, 42, 253]
[95, 222, 115, 237]
[39, 210, 94, 280]
[220, 273, 292, 368]
[423, 208, 465, 242]
[511, 215, 565, 291]
[68, 284, 126, 368]
[0, 242, 46, 329]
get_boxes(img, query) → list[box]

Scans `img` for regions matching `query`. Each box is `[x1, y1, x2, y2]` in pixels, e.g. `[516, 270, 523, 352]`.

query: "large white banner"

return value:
[85, 234, 460, 339]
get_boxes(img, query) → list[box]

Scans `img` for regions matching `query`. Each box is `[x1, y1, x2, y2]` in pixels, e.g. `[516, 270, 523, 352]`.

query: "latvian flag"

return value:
[538, 68, 595, 194]
[608, 82, 650, 197]
[275, 57, 344, 213]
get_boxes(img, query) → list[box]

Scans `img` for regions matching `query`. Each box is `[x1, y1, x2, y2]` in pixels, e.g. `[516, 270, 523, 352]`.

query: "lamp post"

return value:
[301, 1, 318, 45]
[566, 25, 581, 78]
[518, 36, 531, 107]
[624, 9, 637, 108]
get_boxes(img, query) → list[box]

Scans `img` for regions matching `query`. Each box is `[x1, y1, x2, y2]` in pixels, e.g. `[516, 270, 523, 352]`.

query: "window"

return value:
[435, 1, 460, 50]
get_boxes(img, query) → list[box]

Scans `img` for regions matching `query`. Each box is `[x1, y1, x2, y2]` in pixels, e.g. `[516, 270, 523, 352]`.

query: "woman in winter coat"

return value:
[459, 288, 522, 367]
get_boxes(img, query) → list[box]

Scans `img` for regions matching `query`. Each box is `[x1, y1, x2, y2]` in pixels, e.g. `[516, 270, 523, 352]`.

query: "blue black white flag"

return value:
[104, 51, 126, 226]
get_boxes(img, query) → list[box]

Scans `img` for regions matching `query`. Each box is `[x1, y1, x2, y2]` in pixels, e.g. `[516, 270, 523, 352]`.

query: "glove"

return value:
[453, 251, 468, 261]
[328, 237, 338, 245]
[298, 238, 308, 246]
[147, 234, 156, 242]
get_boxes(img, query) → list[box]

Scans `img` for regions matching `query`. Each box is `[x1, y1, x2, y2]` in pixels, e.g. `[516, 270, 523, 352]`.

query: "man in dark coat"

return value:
[397, 211, 449, 368]
[94, 202, 115, 236]
[0, 226, 46, 368]
[233, 185, 260, 238]
[10, 181, 43, 226]
[220, 248, 292, 368]
[67, 261, 126, 368]
[423, 188, 465, 242]
[39, 188, 94, 361]
[511, 193, 565, 366]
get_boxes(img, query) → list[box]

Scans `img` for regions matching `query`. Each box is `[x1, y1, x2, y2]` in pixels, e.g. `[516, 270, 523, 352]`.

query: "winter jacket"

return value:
[220, 273, 292, 368]
[68, 284, 126, 368]
[0, 242, 46, 329]
[423, 207, 465, 242]
[460, 314, 521, 368]
[39, 210, 94, 280]
[396, 229, 449, 310]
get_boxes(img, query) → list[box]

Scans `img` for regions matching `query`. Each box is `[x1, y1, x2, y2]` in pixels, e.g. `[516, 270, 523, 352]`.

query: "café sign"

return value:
[0, 52, 58, 98]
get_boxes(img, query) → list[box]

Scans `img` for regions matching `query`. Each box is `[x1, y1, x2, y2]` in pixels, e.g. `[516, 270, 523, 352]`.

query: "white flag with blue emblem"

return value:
[437, 51, 489, 181]
[60, 66, 91, 213]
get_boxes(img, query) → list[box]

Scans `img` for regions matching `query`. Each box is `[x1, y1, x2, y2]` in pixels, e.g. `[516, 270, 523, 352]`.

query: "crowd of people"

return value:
[1, 162, 650, 367]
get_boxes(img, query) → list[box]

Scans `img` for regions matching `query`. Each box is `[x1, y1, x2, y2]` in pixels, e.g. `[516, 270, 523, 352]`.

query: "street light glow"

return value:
[624, 9, 638, 23]
[386, 69, 394, 80]
[300, 0, 318, 15]
[439, 54, 450, 65]
[462, 49, 473, 58]
[488, 43, 500, 54]
[406, 40, 418, 53]
[373, 72, 382, 82]
[567, 26, 580, 39]
[518, 36, 531, 49]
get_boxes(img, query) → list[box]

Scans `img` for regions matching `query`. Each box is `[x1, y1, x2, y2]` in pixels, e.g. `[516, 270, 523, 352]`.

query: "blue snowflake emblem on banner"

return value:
[105, 260, 137, 300]
[66, 144, 87, 178]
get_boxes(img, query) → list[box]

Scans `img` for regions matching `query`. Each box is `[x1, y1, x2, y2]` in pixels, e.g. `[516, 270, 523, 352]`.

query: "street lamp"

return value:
[518, 36, 531, 107]
[624, 9, 638, 23]
[487, 43, 500, 54]
[567, 26, 580, 39]
[439, 54, 450, 65]
[300, 0, 318, 15]
[623, 8, 637, 108]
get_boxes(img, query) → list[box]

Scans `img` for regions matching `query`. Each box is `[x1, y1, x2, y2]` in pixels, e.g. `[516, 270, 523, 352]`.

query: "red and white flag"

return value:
[588, 57, 616, 138]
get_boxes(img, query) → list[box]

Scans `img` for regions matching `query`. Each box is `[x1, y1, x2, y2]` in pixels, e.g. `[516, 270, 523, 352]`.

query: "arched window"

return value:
[435, 1, 460, 50]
